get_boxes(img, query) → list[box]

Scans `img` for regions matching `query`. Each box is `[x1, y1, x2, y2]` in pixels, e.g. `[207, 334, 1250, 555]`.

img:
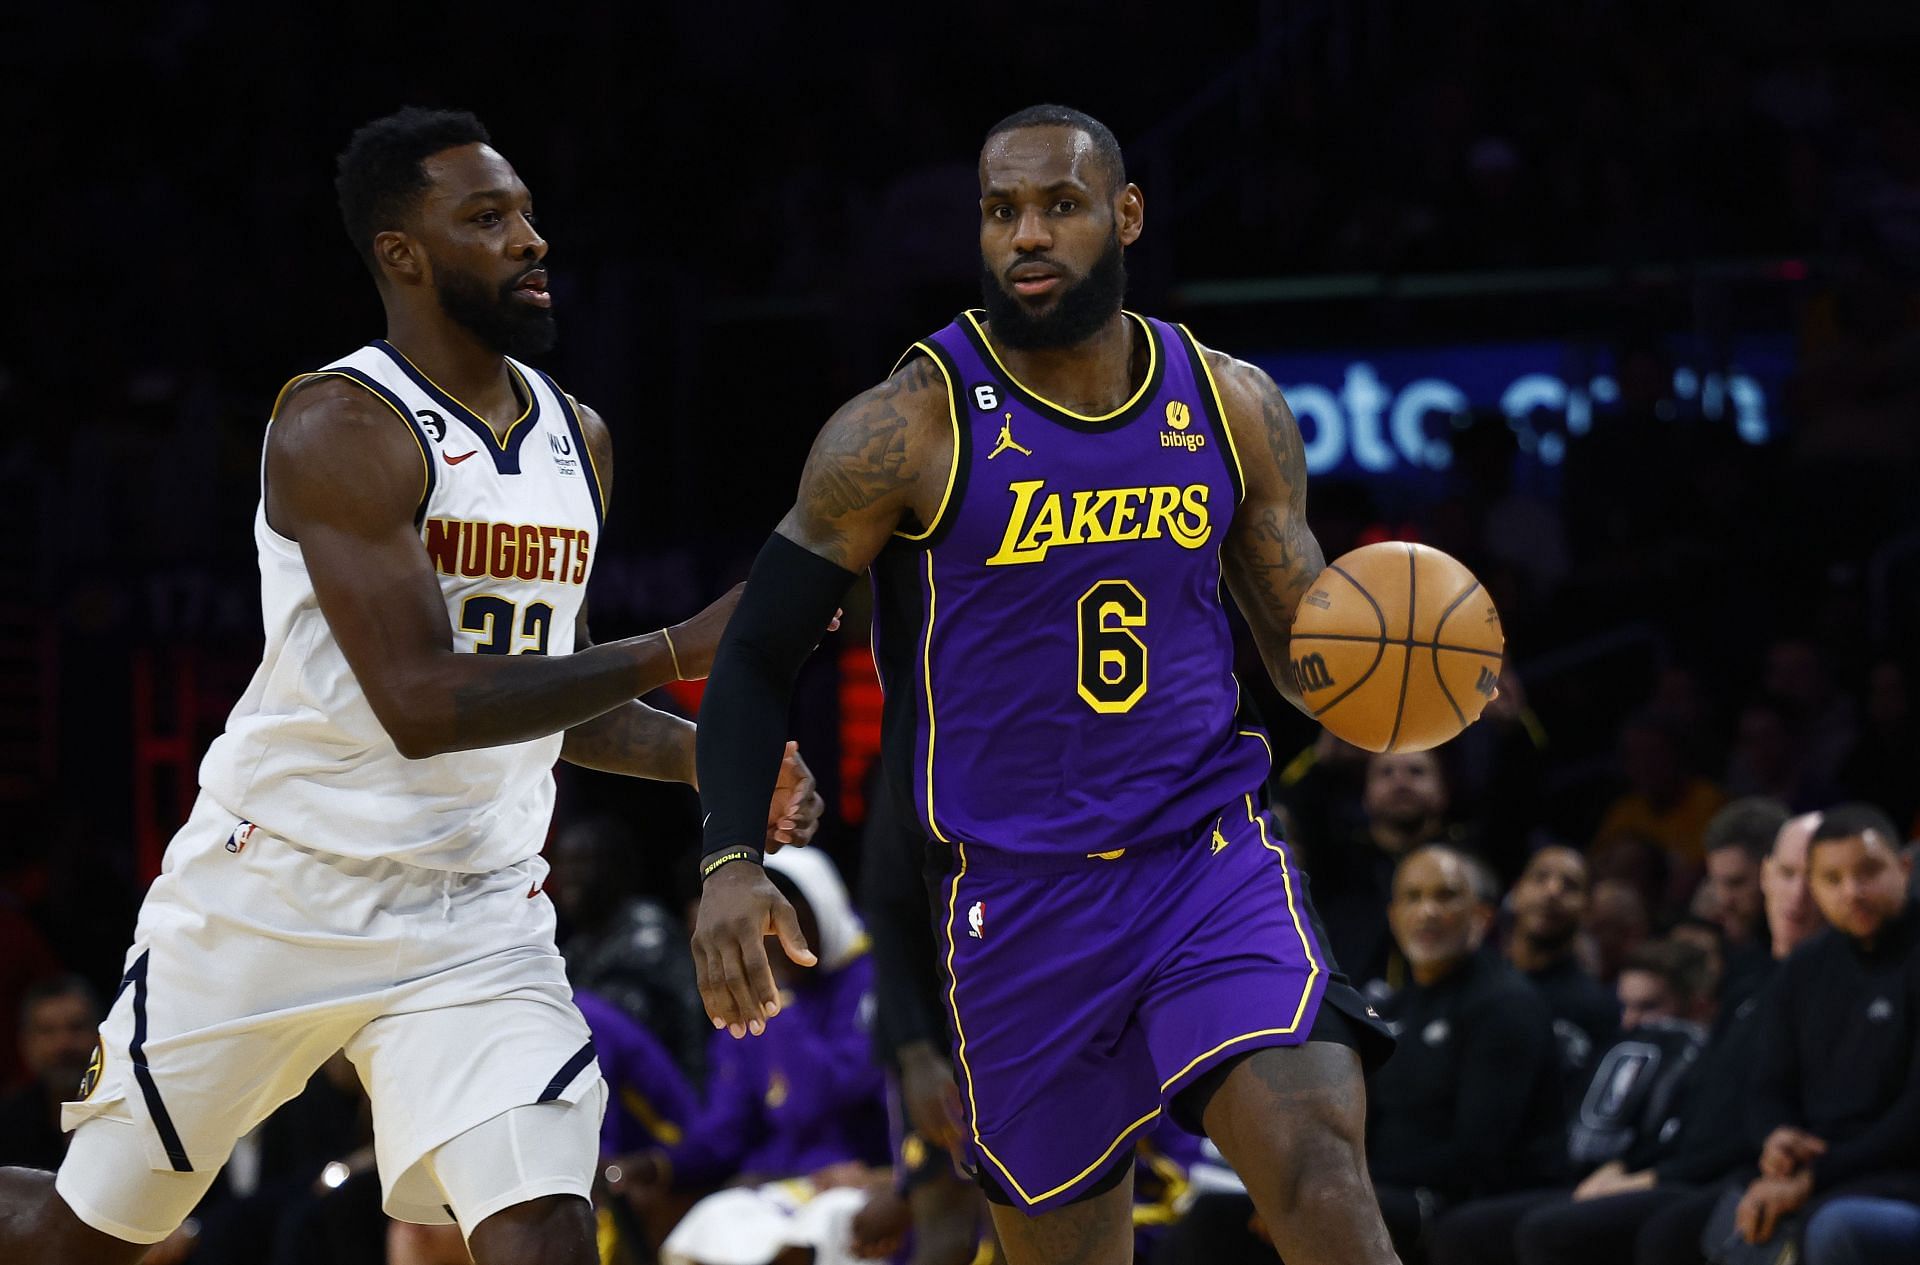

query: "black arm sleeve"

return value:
[697, 532, 858, 858]
[859, 778, 947, 1062]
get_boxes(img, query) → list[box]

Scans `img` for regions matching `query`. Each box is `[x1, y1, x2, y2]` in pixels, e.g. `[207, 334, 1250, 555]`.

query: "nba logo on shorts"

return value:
[968, 901, 985, 939]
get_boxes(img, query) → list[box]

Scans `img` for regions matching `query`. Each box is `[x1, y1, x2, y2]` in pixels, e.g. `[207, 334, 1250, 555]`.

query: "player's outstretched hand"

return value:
[693, 862, 816, 1037]
[666, 583, 746, 681]
[766, 741, 823, 851]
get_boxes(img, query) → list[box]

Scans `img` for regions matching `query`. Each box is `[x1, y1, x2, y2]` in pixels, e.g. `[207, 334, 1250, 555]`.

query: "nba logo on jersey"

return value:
[968, 901, 986, 939]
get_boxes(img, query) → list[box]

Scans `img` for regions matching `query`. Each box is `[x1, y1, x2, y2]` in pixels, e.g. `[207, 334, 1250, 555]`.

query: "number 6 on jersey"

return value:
[1077, 579, 1147, 713]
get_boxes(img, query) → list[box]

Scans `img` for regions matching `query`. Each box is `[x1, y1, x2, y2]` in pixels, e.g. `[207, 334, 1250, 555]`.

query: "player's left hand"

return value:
[694, 861, 816, 1037]
[767, 741, 823, 851]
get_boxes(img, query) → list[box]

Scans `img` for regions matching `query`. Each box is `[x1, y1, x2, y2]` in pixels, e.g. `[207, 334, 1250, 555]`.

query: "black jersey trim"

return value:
[127, 951, 193, 1172]
[537, 372, 605, 531]
[538, 1038, 598, 1103]
[370, 340, 539, 475]
[320, 368, 437, 530]
[1172, 323, 1245, 504]
[891, 342, 972, 549]
[955, 310, 1163, 432]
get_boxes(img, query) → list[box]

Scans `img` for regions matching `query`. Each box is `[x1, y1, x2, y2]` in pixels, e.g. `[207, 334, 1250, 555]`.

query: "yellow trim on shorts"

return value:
[1155, 793, 1321, 1092]
[943, 836, 1151, 1207]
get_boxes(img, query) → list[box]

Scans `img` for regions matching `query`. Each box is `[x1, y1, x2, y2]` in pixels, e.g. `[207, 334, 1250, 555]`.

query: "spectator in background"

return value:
[1593, 710, 1726, 876]
[1429, 936, 1714, 1265]
[0, 900, 62, 1091]
[1763, 811, 1827, 960]
[1368, 845, 1565, 1254]
[1295, 749, 1465, 996]
[0, 975, 97, 1168]
[1725, 695, 1830, 811]
[1505, 846, 1620, 1093]
[1692, 797, 1790, 1002]
[1763, 638, 1858, 791]
[1437, 806, 1839, 1265]
[1729, 802, 1920, 1251]
[552, 816, 709, 1084]
[1583, 876, 1655, 985]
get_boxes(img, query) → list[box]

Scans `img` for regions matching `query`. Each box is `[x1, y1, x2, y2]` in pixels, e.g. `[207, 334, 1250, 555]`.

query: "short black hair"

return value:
[1704, 796, 1790, 864]
[983, 104, 1126, 193]
[1811, 802, 1904, 852]
[335, 107, 491, 270]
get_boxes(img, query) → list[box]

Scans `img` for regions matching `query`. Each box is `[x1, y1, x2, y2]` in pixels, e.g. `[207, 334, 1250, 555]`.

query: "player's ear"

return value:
[1115, 183, 1144, 247]
[374, 230, 426, 285]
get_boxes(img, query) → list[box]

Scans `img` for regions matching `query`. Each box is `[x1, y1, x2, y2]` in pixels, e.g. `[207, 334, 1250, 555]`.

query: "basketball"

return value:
[1289, 542, 1505, 753]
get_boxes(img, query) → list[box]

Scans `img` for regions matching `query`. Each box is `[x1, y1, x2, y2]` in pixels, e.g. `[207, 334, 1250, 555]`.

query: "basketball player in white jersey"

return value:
[0, 108, 827, 1265]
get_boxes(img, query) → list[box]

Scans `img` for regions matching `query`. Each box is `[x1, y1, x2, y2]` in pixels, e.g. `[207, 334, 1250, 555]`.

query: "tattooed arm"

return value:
[693, 356, 951, 1036]
[1210, 350, 1327, 717]
[773, 354, 953, 569]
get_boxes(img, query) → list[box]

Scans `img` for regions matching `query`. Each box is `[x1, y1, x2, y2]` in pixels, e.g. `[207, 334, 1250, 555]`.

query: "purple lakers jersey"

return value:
[870, 311, 1272, 863]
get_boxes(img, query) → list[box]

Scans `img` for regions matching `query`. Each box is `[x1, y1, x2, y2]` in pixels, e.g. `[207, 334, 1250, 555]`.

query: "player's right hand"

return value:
[693, 861, 816, 1037]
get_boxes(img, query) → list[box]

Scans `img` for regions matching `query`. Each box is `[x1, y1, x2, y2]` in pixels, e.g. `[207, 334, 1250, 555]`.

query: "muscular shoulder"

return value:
[268, 374, 428, 531]
[778, 354, 953, 568]
[1200, 347, 1289, 436]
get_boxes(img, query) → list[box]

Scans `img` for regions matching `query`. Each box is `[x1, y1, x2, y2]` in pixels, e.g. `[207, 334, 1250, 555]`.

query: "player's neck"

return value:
[989, 311, 1139, 415]
[382, 316, 522, 435]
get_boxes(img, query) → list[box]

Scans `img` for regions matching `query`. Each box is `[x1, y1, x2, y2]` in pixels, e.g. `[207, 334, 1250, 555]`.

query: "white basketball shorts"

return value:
[55, 793, 604, 1241]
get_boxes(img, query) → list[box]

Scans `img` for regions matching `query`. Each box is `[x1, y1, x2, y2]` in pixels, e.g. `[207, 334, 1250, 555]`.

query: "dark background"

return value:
[5, 0, 1920, 990]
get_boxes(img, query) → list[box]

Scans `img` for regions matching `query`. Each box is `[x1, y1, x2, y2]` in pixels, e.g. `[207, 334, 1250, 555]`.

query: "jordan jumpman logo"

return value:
[987, 413, 1032, 460]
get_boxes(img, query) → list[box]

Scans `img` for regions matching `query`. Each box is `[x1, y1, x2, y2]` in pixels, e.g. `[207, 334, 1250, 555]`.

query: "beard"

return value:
[436, 265, 558, 359]
[979, 231, 1127, 351]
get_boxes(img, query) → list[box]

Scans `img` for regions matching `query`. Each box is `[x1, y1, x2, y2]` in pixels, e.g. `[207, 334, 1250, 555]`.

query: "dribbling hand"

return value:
[693, 862, 816, 1037]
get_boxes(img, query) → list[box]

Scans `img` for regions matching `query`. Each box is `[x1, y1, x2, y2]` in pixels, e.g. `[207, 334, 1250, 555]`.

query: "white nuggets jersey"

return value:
[199, 340, 604, 872]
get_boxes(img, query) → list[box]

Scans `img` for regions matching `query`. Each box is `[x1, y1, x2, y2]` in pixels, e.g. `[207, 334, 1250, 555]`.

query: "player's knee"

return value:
[466, 1194, 596, 1265]
[0, 1167, 149, 1265]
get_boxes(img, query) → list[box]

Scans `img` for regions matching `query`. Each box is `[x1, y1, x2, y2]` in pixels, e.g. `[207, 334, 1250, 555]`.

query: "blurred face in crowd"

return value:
[1584, 878, 1652, 980]
[22, 990, 97, 1094]
[1389, 848, 1485, 982]
[1809, 830, 1911, 943]
[1701, 845, 1765, 944]
[1616, 968, 1679, 1032]
[1364, 752, 1448, 837]
[1865, 661, 1908, 731]
[1762, 814, 1824, 956]
[1732, 703, 1797, 789]
[1512, 846, 1591, 948]
[1667, 922, 1726, 1001]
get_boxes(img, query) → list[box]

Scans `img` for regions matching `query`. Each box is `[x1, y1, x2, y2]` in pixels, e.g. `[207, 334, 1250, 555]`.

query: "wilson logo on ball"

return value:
[1292, 653, 1337, 693]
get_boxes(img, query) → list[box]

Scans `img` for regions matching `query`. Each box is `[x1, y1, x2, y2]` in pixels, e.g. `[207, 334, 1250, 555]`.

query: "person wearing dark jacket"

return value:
[1728, 802, 1920, 1252]
[1434, 809, 1830, 1265]
[1368, 845, 1566, 1252]
[1504, 846, 1621, 1098]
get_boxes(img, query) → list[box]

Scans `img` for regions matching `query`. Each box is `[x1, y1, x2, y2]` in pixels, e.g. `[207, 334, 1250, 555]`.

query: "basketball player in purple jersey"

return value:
[695, 106, 1406, 1263]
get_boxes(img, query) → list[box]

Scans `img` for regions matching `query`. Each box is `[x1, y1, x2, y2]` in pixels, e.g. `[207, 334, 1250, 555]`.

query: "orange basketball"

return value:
[1288, 542, 1505, 753]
